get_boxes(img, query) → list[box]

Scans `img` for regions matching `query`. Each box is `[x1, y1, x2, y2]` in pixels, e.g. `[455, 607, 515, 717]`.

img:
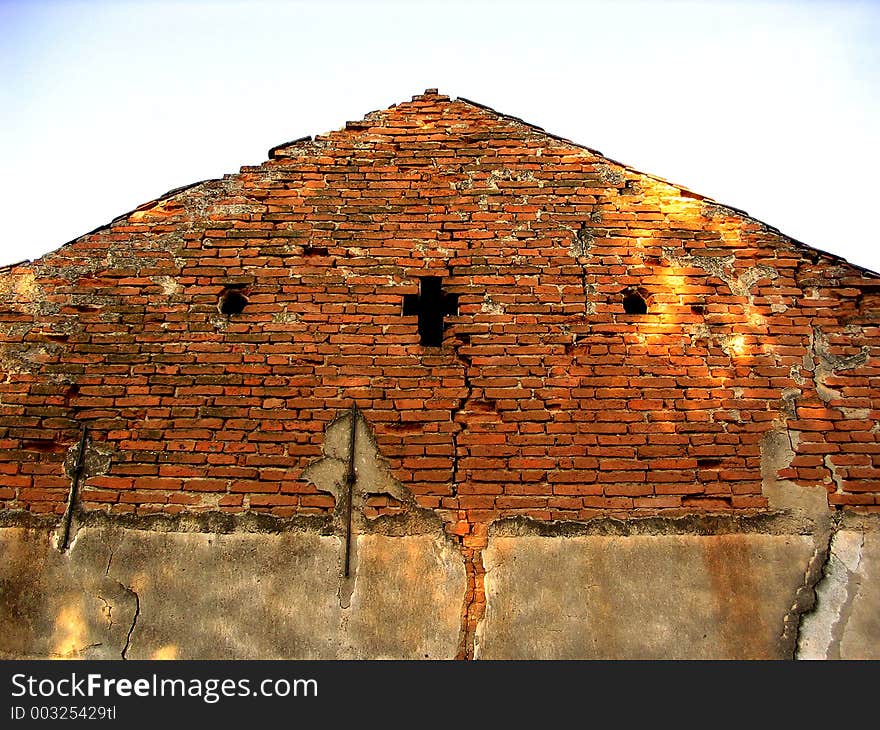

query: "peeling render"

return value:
[797, 520, 880, 659]
[760, 429, 827, 518]
[806, 326, 870, 404]
[784, 523, 836, 658]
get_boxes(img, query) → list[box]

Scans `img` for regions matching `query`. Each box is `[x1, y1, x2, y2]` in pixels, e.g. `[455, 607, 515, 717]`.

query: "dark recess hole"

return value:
[697, 458, 723, 467]
[402, 276, 459, 347]
[219, 288, 248, 315]
[622, 289, 648, 314]
[387, 422, 423, 433]
[691, 303, 706, 315]
[303, 246, 329, 257]
[22, 439, 65, 453]
[63, 384, 80, 407]
[470, 399, 497, 413]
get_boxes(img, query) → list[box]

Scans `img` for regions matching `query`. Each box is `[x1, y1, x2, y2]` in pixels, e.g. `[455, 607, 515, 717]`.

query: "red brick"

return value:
[0, 90, 876, 525]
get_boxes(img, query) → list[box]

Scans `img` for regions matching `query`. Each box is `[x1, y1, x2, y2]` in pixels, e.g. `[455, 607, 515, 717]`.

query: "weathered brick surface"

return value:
[1, 89, 878, 522]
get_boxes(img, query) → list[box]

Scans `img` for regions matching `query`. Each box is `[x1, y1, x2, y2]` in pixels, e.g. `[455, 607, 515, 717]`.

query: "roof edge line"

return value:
[268, 136, 313, 158]
[1, 177, 223, 271]
[454, 95, 879, 279]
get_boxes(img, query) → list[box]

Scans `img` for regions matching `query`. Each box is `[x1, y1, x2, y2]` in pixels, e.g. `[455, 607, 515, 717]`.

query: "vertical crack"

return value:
[450, 351, 473, 498]
[118, 583, 140, 660]
[57, 424, 90, 552]
[573, 224, 594, 315]
[796, 527, 865, 659]
[454, 538, 486, 660]
[104, 547, 114, 576]
[784, 516, 840, 658]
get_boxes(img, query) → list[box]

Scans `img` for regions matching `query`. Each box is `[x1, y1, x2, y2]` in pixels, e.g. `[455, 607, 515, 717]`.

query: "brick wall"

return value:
[1, 89, 879, 526]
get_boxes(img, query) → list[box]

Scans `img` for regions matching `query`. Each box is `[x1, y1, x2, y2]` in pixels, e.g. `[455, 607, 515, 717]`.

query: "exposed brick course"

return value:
[0, 89, 878, 528]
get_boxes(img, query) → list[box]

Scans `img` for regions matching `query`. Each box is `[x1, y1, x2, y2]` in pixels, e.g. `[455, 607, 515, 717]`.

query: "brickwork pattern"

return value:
[1, 90, 878, 526]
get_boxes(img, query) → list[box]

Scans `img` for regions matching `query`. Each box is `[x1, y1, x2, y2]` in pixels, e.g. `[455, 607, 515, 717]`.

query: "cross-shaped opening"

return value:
[402, 276, 459, 347]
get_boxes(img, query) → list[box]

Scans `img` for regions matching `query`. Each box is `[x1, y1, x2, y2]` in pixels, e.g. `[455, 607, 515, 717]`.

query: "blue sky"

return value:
[2, 0, 878, 271]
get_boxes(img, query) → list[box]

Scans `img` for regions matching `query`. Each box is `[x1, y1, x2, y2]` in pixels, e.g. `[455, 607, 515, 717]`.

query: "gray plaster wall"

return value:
[3, 518, 879, 660]
[476, 533, 815, 659]
[0, 525, 466, 659]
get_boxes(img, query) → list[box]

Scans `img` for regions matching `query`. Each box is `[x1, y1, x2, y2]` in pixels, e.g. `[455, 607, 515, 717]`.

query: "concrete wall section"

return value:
[5, 519, 879, 659]
[0, 527, 136, 660]
[475, 534, 815, 659]
[0, 526, 466, 660]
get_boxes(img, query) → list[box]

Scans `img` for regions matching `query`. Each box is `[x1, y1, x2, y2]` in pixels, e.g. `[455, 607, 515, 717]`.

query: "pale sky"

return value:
[1, 0, 878, 271]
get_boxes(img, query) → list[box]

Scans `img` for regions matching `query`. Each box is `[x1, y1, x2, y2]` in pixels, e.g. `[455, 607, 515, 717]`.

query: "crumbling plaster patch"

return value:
[661, 248, 779, 299]
[798, 529, 865, 659]
[805, 326, 870, 404]
[760, 429, 827, 519]
[797, 519, 880, 660]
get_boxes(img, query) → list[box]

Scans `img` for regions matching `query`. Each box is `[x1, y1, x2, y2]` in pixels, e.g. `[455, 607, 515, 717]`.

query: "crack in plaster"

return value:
[783, 519, 838, 658]
[796, 529, 866, 659]
[119, 582, 140, 660]
[455, 542, 486, 661]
